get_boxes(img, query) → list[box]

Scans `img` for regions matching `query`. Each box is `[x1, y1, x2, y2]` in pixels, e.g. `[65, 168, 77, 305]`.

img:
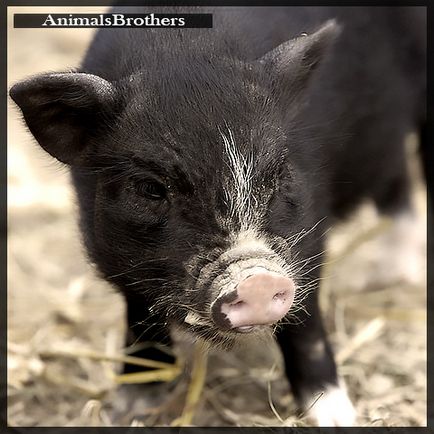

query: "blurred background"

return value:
[7, 6, 427, 427]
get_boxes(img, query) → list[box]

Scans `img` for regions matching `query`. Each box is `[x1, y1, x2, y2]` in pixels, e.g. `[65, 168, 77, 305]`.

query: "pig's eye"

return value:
[134, 179, 167, 200]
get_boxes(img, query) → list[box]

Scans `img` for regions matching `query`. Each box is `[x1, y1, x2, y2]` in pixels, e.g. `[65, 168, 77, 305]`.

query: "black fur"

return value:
[9, 6, 426, 417]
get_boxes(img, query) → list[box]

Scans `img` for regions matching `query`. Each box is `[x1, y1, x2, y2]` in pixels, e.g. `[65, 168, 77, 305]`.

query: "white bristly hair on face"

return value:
[218, 124, 256, 232]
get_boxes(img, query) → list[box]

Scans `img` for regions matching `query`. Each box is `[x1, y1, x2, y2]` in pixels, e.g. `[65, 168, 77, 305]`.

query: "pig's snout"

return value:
[212, 272, 295, 331]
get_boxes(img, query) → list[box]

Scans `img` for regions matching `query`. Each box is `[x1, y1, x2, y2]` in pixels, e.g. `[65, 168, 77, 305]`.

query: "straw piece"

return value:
[336, 317, 386, 364]
[171, 340, 209, 426]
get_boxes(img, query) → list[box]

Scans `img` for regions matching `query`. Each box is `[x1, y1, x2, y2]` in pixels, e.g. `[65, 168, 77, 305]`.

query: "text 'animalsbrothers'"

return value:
[13, 14, 213, 29]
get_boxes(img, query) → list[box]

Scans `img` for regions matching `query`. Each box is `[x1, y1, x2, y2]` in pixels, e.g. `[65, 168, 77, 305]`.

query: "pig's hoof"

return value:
[304, 384, 356, 427]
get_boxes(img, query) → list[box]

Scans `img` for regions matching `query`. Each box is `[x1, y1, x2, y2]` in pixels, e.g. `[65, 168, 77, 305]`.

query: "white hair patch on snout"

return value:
[184, 311, 208, 326]
[219, 229, 275, 263]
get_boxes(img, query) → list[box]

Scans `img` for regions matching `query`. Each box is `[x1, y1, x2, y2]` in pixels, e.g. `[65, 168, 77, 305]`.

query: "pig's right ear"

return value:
[9, 72, 117, 165]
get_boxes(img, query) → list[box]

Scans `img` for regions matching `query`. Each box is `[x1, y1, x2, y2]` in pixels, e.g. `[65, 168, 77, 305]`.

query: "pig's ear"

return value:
[258, 19, 341, 100]
[9, 72, 117, 165]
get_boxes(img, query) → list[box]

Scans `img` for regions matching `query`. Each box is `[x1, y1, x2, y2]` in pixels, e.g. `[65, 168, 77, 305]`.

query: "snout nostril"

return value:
[273, 290, 288, 301]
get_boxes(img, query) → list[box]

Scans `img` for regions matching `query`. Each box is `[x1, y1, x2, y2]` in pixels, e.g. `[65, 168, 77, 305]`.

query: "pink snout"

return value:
[213, 272, 295, 331]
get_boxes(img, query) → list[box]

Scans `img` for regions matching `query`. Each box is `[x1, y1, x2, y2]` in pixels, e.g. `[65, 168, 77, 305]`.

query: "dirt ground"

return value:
[7, 7, 427, 427]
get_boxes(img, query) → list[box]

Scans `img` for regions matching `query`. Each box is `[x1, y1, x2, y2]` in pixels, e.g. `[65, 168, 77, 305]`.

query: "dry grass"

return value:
[7, 7, 427, 427]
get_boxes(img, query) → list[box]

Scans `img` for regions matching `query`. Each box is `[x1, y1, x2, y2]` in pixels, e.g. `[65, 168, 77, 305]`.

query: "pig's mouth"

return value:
[183, 310, 269, 334]
[232, 325, 259, 333]
[180, 311, 274, 349]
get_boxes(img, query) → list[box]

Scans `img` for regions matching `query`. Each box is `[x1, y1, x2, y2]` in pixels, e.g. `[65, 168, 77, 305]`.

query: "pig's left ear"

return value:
[258, 19, 341, 102]
[9, 72, 117, 165]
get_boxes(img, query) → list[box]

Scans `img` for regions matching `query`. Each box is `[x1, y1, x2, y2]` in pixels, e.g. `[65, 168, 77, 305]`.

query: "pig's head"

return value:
[10, 21, 339, 347]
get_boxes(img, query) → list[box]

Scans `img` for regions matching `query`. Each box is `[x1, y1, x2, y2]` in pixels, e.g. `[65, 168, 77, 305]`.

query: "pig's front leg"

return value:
[276, 287, 356, 427]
